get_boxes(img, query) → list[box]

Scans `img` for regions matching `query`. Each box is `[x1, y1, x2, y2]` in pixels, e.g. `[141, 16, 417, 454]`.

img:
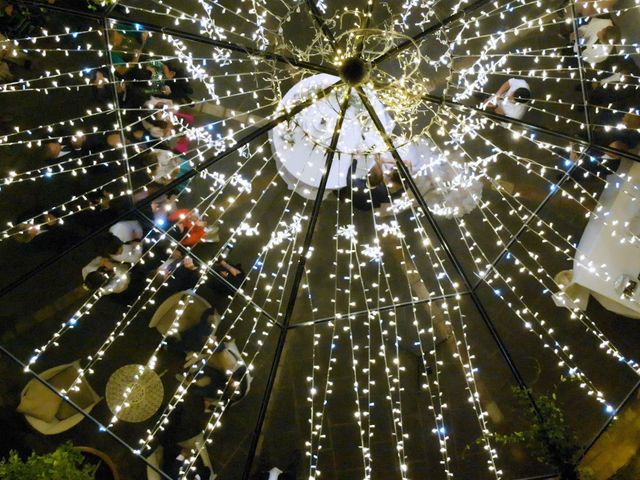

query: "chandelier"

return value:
[1, 1, 639, 479]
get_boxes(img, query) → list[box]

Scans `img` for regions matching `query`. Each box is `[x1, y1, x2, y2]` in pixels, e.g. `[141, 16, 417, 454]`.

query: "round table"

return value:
[269, 75, 483, 217]
[270, 74, 394, 199]
[106, 364, 164, 423]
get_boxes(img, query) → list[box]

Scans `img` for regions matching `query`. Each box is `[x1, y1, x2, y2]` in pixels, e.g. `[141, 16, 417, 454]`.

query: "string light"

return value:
[5, 0, 640, 478]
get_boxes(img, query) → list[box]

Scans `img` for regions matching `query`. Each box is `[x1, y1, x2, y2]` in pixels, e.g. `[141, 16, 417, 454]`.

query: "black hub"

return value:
[339, 57, 370, 86]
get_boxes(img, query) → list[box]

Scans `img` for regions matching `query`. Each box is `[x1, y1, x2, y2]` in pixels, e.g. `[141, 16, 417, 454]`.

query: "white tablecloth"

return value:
[573, 159, 640, 318]
[269, 75, 483, 217]
[270, 74, 394, 198]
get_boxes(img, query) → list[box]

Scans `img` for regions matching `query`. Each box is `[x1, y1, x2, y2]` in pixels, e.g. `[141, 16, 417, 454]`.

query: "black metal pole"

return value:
[0, 81, 341, 299]
[421, 92, 640, 163]
[513, 474, 559, 480]
[100, 15, 135, 209]
[102, 0, 120, 18]
[17, 0, 338, 76]
[373, 0, 493, 65]
[568, 0, 593, 143]
[472, 161, 578, 291]
[356, 86, 544, 420]
[241, 89, 352, 480]
[0, 345, 174, 480]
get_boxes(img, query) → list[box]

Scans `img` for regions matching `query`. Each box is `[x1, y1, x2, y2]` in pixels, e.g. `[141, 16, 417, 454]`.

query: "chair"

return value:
[552, 270, 590, 311]
[197, 341, 252, 407]
[180, 340, 252, 410]
[146, 433, 217, 480]
[17, 361, 101, 435]
[149, 290, 220, 337]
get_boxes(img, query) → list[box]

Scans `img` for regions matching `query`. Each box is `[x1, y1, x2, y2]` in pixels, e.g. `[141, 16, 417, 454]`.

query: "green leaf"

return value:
[0, 442, 96, 480]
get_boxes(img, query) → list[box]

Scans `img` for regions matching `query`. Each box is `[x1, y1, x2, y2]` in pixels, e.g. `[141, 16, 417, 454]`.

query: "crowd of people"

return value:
[2, 3, 242, 296]
[333, 2, 639, 216]
[478, 0, 640, 172]
[2, 4, 254, 477]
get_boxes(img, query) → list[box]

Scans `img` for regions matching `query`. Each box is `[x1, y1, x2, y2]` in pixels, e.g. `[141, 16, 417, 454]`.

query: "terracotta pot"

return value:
[76, 446, 120, 480]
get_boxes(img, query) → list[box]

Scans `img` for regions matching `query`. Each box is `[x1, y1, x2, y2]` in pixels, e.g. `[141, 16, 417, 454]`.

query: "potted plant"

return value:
[0, 442, 96, 480]
[76, 446, 120, 480]
[493, 387, 581, 480]
[0, 442, 119, 480]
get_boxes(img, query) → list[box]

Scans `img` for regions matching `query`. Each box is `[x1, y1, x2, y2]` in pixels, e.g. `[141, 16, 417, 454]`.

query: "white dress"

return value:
[417, 161, 483, 218]
[382, 140, 483, 219]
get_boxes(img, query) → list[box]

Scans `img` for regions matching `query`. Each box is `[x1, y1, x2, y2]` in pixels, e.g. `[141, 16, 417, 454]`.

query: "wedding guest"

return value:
[71, 189, 126, 234]
[480, 78, 531, 120]
[181, 341, 251, 408]
[571, 112, 640, 175]
[109, 219, 143, 244]
[0, 32, 30, 81]
[212, 258, 244, 291]
[587, 62, 640, 106]
[82, 256, 130, 294]
[165, 304, 217, 355]
[141, 102, 176, 139]
[253, 465, 298, 480]
[154, 61, 194, 104]
[158, 250, 242, 297]
[126, 98, 194, 152]
[125, 110, 174, 146]
[162, 444, 211, 480]
[99, 220, 142, 261]
[341, 156, 405, 211]
[44, 131, 122, 160]
[151, 188, 180, 226]
[141, 149, 186, 185]
[88, 67, 148, 108]
[13, 210, 60, 244]
[589, 109, 640, 156]
[12, 207, 82, 249]
[0, 1, 40, 37]
[125, 60, 193, 103]
[572, 17, 620, 67]
[109, 22, 148, 77]
[155, 396, 213, 479]
[158, 250, 197, 280]
[100, 232, 143, 264]
[168, 208, 219, 247]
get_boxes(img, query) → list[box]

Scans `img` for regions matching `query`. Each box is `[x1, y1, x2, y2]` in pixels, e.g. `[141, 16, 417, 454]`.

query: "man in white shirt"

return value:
[109, 220, 143, 243]
[573, 17, 620, 66]
[481, 78, 531, 120]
